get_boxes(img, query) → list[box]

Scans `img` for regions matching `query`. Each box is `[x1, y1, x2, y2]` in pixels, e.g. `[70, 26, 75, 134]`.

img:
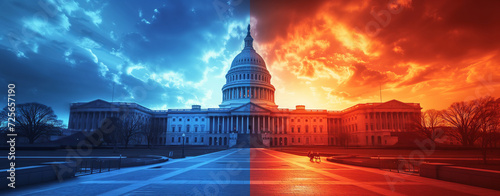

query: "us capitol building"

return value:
[69, 26, 421, 147]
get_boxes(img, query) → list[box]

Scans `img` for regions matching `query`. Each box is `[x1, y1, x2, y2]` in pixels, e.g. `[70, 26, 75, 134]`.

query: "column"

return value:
[217, 116, 220, 133]
[97, 112, 101, 128]
[236, 116, 239, 133]
[246, 116, 249, 134]
[252, 116, 255, 134]
[84, 112, 89, 130]
[272, 116, 275, 133]
[281, 117, 284, 133]
[74, 112, 79, 129]
[212, 117, 215, 133]
[267, 116, 270, 133]
[285, 117, 289, 134]
[257, 116, 260, 134]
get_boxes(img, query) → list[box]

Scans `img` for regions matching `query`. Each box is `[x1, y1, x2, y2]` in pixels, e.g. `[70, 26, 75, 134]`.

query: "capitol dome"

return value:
[219, 25, 277, 109]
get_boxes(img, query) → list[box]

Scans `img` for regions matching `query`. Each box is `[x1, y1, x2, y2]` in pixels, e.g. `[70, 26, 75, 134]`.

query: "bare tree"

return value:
[141, 118, 161, 148]
[441, 100, 482, 146]
[0, 103, 63, 144]
[409, 109, 443, 143]
[117, 113, 145, 148]
[475, 97, 500, 163]
[441, 96, 500, 148]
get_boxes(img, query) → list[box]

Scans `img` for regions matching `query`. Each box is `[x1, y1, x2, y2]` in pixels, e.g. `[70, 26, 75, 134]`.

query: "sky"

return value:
[1, 0, 500, 126]
[251, 0, 500, 112]
[0, 0, 250, 126]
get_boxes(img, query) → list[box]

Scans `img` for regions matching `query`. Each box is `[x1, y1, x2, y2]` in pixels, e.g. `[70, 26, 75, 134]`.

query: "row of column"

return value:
[69, 111, 167, 132]
[222, 87, 274, 101]
[70, 111, 115, 130]
[228, 73, 269, 83]
[209, 116, 288, 134]
[365, 112, 415, 131]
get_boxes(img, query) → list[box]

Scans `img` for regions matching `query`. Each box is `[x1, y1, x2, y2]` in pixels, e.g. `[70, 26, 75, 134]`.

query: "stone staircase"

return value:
[235, 134, 267, 148]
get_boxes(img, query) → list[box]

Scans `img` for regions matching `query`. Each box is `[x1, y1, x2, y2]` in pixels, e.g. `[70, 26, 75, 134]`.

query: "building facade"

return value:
[68, 25, 421, 147]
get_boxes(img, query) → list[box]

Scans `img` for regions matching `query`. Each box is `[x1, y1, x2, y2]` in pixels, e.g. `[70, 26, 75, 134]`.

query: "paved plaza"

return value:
[3, 148, 500, 195]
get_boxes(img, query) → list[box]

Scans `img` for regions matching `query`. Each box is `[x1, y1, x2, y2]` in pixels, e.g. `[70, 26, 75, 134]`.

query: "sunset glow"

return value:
[251, 0, 500, 111]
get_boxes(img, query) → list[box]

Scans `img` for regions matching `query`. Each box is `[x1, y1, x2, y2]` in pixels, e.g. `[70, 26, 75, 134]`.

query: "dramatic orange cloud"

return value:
[251, 0, 500, 111]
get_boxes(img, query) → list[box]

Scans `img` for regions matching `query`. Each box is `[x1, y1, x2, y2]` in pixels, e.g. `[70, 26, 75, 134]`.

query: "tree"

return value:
[116, 113, 145, 148]
[0, 103, 63, 144]
[141, 118, 162, 148]
[441, 100, 482, 146]
[85, 117, 120, 147]
[474, 97, 500, 163]
[409, 109, 443, 143]
[441, 96, 500, 148]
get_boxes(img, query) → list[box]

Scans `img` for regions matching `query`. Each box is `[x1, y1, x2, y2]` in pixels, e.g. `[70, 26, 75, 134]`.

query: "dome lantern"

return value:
[244, 24, 254, 49]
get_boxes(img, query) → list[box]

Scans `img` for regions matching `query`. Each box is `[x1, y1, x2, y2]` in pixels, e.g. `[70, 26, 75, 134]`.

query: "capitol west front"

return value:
[69, 26, 422, 147]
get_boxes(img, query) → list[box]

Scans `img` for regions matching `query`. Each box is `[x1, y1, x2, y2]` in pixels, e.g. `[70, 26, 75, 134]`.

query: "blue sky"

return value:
[0, 0, 250, 126]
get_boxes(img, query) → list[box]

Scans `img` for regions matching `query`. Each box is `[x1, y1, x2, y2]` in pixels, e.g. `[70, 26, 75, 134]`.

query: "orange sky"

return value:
[250, 0, 500, 111]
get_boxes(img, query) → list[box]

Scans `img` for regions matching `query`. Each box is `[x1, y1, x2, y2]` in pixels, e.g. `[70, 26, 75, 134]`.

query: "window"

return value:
[306, 125, 309, 133]
[298, 127, 301, 133]
[195, 127, 198, 132]
[187, 118, 190, 122]
[291, 119, 294, 122]
[178, 137, 181, 142]
[173, 118, 176, 122]
[186, 137, 189, 143]
[201, 137, 204, 143]
[320, 119, 322, 122]
[314, 127, 316, 133]
[320, 126, 323, 133]
[171, 137, 174, 142]
[178, 126, 181, 132]
[195, 137, 197, 143]
[202, 118, 205, 121]
[292, 138, 295, 143]
[291, 127, 294, 133]
[298, 138, 301, 143]
[172, 127, 175, 132]
[195, 118, 198, 121]
[179, 118, 182, 121]
[314, 119, 316, 122]
[186, 125, 190, 132]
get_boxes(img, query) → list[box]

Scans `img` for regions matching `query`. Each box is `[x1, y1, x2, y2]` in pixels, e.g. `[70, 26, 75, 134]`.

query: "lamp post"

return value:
[182, 133, 185, 158]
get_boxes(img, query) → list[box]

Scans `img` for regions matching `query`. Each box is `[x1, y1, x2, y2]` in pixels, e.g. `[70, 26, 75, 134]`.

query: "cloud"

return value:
[84, 10, 102, 26]
[253, 0, 500, 110]
[0, 0, 251, 126]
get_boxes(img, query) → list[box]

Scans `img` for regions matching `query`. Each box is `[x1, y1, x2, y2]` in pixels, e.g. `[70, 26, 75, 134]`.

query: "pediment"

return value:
[231, 102, 271, 113]
[375, 100, 418, 109]
[78, 99, 112, 108]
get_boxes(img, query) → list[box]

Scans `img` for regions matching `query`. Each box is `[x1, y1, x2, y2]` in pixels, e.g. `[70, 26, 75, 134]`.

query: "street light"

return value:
[182, 133, 185, 158]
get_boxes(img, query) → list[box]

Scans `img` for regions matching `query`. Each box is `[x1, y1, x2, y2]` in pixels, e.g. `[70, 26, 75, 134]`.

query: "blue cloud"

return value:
[0, 0, 250, 125]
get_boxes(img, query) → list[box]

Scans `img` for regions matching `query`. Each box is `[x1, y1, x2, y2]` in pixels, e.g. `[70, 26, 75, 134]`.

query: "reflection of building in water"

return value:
[68, 25, 421, 147]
